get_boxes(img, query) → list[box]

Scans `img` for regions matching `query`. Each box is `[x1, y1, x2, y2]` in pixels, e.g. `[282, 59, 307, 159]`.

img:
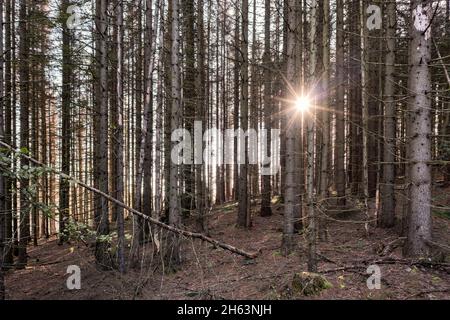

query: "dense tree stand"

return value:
[0, 0, 448, 300]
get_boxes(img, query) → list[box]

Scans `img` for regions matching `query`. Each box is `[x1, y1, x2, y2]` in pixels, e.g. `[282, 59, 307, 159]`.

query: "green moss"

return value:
[292, 272, 333, 296]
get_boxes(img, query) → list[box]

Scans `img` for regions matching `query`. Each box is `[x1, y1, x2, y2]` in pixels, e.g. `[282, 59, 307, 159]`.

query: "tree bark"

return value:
[59, 0, 72, 244]
[182, 0, 196, 213]
[403, 0, 433, 257]
[0, 0, 5, 300]
[348, 0, 363, 195]
[168, 0, 182, 266]
[3, 0, 14, 266]
[379, 0, 396, 228]
[94, 0, 110, 267]
[237, 0, 250, 228]
[115, 0, 125, 273]
[18, 0, 30, 269]
[195, 0, 207, 232]
[233, 10, 239, 201]
[281, 0, 298, 255]
[260, 0, 272, 217]
[335, 0, 345, 206]
[318, 0, 330, 241]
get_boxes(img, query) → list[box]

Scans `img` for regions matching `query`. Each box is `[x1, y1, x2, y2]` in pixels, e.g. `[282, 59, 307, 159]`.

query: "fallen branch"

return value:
[0, 141, 259, 260]
[425, 239, 450, 253]
[320, 257, 450, 274]
[405, 287, 450, 300]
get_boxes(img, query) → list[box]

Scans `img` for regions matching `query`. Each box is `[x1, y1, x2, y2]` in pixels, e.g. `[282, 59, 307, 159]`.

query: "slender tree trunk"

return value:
[335, 0, 345, 206]
[163, 0, 172, 220]
[318, 0, 330, 241]
[306, 0, 319, 273]
[134, 0, 160, 247]
[18, 0, 30, 269]
[168, 0, 182, 266]
[0, 0, 5, 300]
[154, 0, 165, 247]
[59, 0, 72, 244]
[195, 0, 207, 232]
[360, 0, 370, 233]
[348, 0, 362, 195]
[3, 0, 13, 267]
[182, 0, 196, 213]
[260, 0, 272, 217]
[237, 0, 250, 228]
[233, 11, 239, 201]
[281, 0, 298, 255]
[249, 0, 258, 199]
[115, 0, 125, 273]
[379, 0, 396, 228]
[403, 0, 433, 257]
[135, 1, 143, 213]
[94, 0, 110, 267]
[366, 0, 382, 197]
[141, 0, 155, 242]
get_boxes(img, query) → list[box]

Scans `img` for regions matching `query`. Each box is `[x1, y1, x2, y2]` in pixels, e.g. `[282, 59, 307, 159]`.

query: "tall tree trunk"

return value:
[294, 0, 303, 233]
[360, 0, 370, 232]
[379, 0, 396, 228]
[59, 0, 72, 244]
[237, 0, 250, 228]
[260, 0, 272, 217]
[133, 0, 160, 253]
[403, 0, 432, 257]
[0, 0, 5, 300]
[94, 0, 110, 267]
[182, 0, 196, 213]
[335, 0, 345, 206]
[366, 0, 382, 197]
[163, 0, 172, 221]
[306, 0, 319, 273]
[141, 0, 155, 242]
[233, 10, 239, 201]
[3, 0, 14, 266]
[115, 0, 125, 273]
[18, 0, 30, 269]
[348, 0, 362, 195]
[195, 0, 207, 232]
[281, 0, 298, 255]
[168, 0, 182, 266]
[318, 0, 330, 241]
[135, 1, 143, 213]
[249, 0, 258, 199]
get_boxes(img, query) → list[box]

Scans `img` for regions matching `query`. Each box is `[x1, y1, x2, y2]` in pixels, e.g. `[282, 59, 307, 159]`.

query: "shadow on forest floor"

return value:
[4, 185, 450, 300]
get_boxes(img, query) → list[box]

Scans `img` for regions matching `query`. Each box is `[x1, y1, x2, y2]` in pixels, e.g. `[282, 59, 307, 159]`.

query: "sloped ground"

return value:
[4, 190, 450, 300]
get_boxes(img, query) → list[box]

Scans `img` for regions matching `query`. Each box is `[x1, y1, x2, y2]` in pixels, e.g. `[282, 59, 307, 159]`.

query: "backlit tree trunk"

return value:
[335, 0, 345, 205]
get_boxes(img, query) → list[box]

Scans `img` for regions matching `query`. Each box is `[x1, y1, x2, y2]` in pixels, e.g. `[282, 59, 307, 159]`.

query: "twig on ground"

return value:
[405, 287, 450, 300]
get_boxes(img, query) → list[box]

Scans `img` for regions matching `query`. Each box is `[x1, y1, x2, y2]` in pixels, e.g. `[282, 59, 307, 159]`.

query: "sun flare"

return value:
[295, 96, 311, 112]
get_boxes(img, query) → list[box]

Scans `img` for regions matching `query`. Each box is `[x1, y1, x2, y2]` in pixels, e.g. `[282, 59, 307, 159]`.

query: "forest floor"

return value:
[4, 186, 450, 300]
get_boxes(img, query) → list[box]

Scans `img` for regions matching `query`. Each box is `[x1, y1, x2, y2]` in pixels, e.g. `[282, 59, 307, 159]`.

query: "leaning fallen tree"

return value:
[0, 141, 259, 260]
